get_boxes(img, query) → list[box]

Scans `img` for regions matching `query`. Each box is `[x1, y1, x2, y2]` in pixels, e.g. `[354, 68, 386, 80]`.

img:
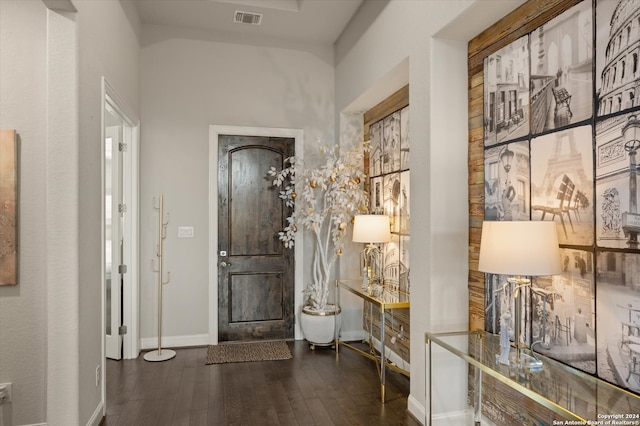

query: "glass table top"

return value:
[426, 330, 640, 422]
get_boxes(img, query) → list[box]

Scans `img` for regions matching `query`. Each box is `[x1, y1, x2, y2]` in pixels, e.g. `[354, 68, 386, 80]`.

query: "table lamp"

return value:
[352, 214, 391, 289]
[478, 220, 561, 370]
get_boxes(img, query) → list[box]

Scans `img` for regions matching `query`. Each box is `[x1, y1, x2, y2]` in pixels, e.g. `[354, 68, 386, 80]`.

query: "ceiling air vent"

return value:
[234, 10, 263, 25]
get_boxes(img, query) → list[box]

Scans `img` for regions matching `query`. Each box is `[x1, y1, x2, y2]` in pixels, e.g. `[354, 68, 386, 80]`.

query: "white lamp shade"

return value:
[478, 221, 561, 276]
[352, 215, 391, 243]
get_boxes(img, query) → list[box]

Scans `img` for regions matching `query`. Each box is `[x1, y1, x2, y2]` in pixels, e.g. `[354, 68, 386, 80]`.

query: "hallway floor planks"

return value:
[104, 340, 421, 426]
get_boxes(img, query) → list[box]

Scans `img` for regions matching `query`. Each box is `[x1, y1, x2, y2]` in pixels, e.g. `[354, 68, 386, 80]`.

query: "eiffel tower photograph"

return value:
[531, 125, 594, 246]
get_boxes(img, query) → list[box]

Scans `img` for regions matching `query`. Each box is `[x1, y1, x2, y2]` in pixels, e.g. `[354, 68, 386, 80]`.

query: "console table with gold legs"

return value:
[334, 279, 410, 403]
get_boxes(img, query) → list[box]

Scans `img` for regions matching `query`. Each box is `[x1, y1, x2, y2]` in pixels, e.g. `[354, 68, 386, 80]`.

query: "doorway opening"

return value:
[102, 77, 140, 363]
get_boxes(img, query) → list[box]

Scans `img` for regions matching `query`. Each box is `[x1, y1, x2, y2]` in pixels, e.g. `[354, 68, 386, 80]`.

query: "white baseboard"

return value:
[407, 394, 426, 425]
[86, 400, 103, 426]
[141, 333, 209, 350]
[429, 409, 475, 425]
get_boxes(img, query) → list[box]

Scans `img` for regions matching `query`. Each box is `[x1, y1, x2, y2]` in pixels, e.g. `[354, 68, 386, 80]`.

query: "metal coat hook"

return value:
[144, 194, 175, 362]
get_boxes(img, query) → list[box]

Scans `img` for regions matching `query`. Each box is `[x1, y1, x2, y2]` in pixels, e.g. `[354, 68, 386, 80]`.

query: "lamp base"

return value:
[496, 350, 543, 371]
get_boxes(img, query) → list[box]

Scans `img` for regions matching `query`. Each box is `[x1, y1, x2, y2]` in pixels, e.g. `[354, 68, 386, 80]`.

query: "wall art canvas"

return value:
[479, 0, 640, 399]
[365, 95, 411, 363]
[530, 0, 593, 134]
[532, 248, 596, 374]
[483, 35, 530, 146]
[483, 141, 530, 221]
[596, 0, 640, 117]
[531, 125, 594, 246]
[0, 129, 17, 286]
[399, 170, 409, 234]
[383, 234, 401, 296]
[595, 111, 640, 249]
[595, 250, 640, 392]
[398, 235, 410, 294]
[367, 101, 410, 293]
[383, 172, 401, 233]
[369, 120, 383, 178]
[400, 105, 409, 170]
[382, 111, 401, 174]
[369, 176, 383, 215]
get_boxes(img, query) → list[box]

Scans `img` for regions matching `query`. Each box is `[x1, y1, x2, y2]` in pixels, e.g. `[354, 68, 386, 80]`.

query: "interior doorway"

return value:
[102, 77, 140, 362]
[208, 125, 305, 344]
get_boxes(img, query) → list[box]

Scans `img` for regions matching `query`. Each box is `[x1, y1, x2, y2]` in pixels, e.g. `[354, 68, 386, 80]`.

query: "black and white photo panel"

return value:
[531, 248, 596, 375]
[399, 235, 410, 294]
[383, 111, 401, 174]
[399, 170, 410, 235]
[531, 125, 594, 246]
[400, 105, 409, 170]
[530, 0, 593, 134]
[369, 176, 384, 215]
[483, 141, 530, 222]
[596, 0, 640, 117]
[484, 35, 530, 146]
[382, 233, 401, 295]
[595, 250, 640, 393]
[383, 172, 401, 233]
[369, 120, 383, 178]
[595, 110, 640, 250]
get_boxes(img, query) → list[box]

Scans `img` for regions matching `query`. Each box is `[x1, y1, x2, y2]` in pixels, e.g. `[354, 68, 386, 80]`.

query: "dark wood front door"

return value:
[217, 135, 295, 341]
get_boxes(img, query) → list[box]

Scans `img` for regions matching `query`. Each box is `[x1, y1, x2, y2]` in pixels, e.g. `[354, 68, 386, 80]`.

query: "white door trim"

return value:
[208, 125, 304, 344]
[101, 77, 140, 365]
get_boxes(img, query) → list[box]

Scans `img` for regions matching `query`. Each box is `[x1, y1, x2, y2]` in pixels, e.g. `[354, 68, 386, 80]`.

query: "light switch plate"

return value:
[178, 226, 194, 238]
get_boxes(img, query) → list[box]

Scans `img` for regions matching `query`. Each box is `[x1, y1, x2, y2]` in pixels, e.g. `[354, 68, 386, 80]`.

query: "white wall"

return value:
[75, 0, 140, 423]
[0, 0, 140, 424]
[0, 2, 48, 424]
[0, 0, 526, 423]
[139, 26, 335, 345]
[335, 0, 525, 422]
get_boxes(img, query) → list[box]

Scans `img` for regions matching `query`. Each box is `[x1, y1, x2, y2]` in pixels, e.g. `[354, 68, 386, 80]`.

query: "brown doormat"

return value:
[205, 341, 292, 364]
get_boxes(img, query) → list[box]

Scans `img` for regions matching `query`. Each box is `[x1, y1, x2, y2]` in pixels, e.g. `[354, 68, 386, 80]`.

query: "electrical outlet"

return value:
[95, 365, 101, 387]
[0, 383, 12, 404]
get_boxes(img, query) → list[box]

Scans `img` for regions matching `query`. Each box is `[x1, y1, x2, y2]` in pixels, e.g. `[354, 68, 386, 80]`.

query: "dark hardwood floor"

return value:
[104, 340, 421, 426]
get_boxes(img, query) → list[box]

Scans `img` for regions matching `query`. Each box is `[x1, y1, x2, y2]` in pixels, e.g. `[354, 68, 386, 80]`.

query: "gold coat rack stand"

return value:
[144, 195, 176, 362]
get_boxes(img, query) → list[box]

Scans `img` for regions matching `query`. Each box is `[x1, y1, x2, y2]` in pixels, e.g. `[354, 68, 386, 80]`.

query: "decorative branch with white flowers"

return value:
[268, 142, 369, 311]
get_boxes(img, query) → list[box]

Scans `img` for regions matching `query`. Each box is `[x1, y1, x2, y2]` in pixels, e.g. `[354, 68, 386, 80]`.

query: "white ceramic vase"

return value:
[300, 304, 342, 350]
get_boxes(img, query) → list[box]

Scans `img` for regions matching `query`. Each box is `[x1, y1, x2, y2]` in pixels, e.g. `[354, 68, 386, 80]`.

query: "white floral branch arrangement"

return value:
[268, 142, 369, 311]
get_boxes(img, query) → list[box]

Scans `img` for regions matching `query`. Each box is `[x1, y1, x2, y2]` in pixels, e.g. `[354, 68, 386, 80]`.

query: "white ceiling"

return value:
[132, 0, 364, 45]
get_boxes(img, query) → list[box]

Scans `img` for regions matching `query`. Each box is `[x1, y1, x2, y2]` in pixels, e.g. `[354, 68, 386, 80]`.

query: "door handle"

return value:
[220, 261, 231, 267]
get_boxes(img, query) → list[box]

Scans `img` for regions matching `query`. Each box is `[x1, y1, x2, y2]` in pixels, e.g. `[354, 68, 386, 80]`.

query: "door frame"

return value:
[101, 77, 140, 362]
[208, 125, 304, 344]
